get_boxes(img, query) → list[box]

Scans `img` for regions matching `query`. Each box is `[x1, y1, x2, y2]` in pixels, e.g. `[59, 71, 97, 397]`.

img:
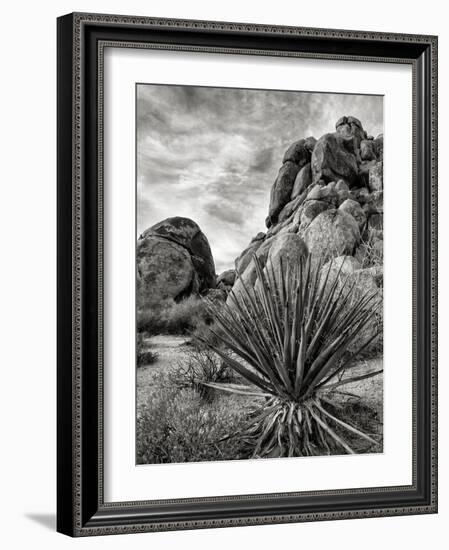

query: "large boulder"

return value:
[230, 240, 272, 301]
[137, 236, 196, 305]
[267, 215, 299, 238]
[230, 233, 307, 303]
[303, 209, 360, 262]
[278, 194, 306, 223]
[321, 256, 381, 297]
[335, 115, 366, 151]
[137, 217, 216, 306]
[322, 255, 362, 277]
[267, 161, 300, 226]
[320, 255, 362, 292]
[217, 269, 236, 287]
[235, 233, 266, 273]
[291, 162, 312, 199]
[335, 179, 350, 204]
[266, 233, 308, 273]
[339, 198, 367, 232]
[320, 259, 382, 350]
[297, 199, 329, 228]
[360, 139, 377, 161]
[346, 267, 382, 305]
[311, 132, 360, 188]
[251, 232, 266, 243]
[282, 137, 316, 166]
[309, 181, 339, 207]
[276, 221, 300, 237]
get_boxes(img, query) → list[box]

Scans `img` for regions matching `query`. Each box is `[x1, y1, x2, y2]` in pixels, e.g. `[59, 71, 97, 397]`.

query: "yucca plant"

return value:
[201, 254, 382, 458]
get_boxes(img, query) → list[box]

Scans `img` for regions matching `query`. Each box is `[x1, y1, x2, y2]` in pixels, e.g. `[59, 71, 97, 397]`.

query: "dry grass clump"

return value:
[137, 296, 213, 336]
[169, 346, 237, 402]
[358, 231, 383, 271]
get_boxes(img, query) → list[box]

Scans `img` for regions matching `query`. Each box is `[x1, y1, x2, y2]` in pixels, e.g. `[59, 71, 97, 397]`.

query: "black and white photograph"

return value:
[135, 84, 384, 464]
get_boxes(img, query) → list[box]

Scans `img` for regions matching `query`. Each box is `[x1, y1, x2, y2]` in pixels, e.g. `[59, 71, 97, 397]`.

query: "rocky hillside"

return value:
[228, 115, 383, 302]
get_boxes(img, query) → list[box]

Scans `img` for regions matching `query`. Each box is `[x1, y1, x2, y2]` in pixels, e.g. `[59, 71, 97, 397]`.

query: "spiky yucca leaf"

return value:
[202, 253, 382, 457]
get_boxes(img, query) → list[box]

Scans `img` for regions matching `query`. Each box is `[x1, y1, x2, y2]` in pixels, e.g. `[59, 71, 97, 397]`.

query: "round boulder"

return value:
[303, 209, 361, 262]
[335, 179, 350, 205]
[230, 233, 307, 303]
[291, 162, 312, 199]
[235, 237, 264, 274]
[217, 269, 236, 287]
[360, 139, 377, 161]
[335, 115, 366, 150]
[137, 217, 216, 307]
[267, 233, 308, 271]
[320, 255, 362, 292]
[251, 232, 266, 243]
[322, 255, 361, 277]
[141, 217, 216, 291]
[339, 198, 367, 232]
[346, 268, 381, 305]
[267, 161, 300, 226]
[306, 183, 323, 201]
[296, 200, 329, 228]
[137, 236, 196, 305]
[282, 137, 316, 166]
[311, 132, 359, 188]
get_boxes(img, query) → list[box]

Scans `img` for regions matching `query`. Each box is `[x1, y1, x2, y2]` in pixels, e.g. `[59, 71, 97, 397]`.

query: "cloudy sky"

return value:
[137, 84, 383, 273]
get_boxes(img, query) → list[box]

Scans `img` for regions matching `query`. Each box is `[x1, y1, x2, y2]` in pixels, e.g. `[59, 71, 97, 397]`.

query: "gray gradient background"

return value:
[137, 84, 383, 273]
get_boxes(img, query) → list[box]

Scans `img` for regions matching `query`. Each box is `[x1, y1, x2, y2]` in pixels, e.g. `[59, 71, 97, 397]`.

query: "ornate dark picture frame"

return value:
[57, 12, 438, 537]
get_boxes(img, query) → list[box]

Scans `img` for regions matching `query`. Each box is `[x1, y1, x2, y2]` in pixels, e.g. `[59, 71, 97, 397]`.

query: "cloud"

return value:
[137, 84, 383, 273]
[204, 202, 244, 226]
[250, 148, 275, 173]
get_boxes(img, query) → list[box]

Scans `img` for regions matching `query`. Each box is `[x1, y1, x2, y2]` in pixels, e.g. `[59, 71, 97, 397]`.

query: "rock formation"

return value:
[230, 115, 383, 305]
[137, 217, 215, 306]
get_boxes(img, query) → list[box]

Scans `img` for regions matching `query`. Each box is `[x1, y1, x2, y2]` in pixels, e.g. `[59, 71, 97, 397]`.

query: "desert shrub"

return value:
[163, 296, 214, 334]
[136, 332, 159, 367]
[137, 350, 159, 367]
[137, 296, 213, 336]
[202, 254, 383, 458]
[136, 375, 246, 464]
[169, 346, 237, 402]
[359, 231, 383, 270]
[137, 306, 165, 335]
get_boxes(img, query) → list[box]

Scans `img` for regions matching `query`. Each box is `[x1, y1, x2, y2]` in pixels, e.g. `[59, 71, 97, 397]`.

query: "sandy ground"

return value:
[337, 358, 383, 421]
[137, 335, 190, 407]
